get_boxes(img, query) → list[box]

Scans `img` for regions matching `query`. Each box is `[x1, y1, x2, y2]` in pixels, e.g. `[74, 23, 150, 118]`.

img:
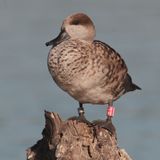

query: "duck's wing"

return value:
[93, 40, 141, 96]
[93, 40, 128, 77]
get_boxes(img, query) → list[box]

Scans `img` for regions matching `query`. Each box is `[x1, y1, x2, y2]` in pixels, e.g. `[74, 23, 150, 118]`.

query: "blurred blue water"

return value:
[0, 0, 160, 159]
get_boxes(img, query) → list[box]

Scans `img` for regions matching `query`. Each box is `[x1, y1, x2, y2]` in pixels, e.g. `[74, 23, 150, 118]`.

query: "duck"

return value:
[46, 13, 141, 135]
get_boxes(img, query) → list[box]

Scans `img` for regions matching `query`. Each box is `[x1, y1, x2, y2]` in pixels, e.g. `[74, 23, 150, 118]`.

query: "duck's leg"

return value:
[77, 102, 91, 124]
[93, 102, 116, 137]
[104, 102, 116, 136]
[69, 102, 91, 125]
[78, 102, 85, 116]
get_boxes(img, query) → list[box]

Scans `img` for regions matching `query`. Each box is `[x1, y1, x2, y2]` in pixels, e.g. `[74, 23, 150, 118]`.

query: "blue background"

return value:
[0, 0, 159, 159]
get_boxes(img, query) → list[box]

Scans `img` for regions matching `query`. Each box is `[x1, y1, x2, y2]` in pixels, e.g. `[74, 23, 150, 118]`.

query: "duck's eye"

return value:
[72, 20, 80, 25]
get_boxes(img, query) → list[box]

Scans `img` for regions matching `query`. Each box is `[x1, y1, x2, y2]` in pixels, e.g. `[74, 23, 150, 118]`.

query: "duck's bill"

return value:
[45, 30, 70, 47]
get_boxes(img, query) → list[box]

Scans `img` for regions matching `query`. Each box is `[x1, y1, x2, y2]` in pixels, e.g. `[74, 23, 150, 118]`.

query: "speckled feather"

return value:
[47, 13, 141, 104]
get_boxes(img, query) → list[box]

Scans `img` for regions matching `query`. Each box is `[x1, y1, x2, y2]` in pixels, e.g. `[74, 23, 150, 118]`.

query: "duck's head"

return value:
[46, 13, 96, 47]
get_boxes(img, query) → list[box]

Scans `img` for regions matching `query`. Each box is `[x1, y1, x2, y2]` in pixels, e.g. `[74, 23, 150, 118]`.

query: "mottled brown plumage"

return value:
[46, 13, 141, 132]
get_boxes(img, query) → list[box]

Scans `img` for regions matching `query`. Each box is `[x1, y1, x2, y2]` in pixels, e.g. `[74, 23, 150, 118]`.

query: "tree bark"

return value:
[26, 111, 132, 160]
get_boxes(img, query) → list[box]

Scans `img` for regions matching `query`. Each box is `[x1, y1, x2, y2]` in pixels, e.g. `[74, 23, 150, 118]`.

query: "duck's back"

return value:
[93, 40, 141, 99]
[92, 40, 128, 99]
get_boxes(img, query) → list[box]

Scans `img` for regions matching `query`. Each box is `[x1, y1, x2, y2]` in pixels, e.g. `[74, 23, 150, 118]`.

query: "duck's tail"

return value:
[124, 74, 141, 92]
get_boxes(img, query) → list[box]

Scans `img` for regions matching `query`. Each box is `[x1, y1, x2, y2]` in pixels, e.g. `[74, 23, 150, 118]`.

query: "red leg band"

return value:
[107, 106, 115, 117]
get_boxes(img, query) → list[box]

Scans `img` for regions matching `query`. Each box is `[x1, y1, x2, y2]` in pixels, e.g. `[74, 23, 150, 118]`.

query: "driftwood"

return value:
[26, 111, 132, 160]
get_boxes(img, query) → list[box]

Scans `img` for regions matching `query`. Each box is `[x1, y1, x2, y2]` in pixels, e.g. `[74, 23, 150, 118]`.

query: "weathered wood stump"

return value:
[26, 111, 132, 160]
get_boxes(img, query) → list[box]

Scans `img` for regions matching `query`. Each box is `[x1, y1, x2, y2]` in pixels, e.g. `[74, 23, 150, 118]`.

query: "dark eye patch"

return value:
[71, 20, 80, 25]
[69, 13, 94, 27]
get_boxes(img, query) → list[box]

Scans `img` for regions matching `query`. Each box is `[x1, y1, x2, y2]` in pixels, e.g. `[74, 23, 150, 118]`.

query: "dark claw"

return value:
[68, 114, 92, 126]
[68, 102, 93, 126]
[93, 118, 117, 138]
